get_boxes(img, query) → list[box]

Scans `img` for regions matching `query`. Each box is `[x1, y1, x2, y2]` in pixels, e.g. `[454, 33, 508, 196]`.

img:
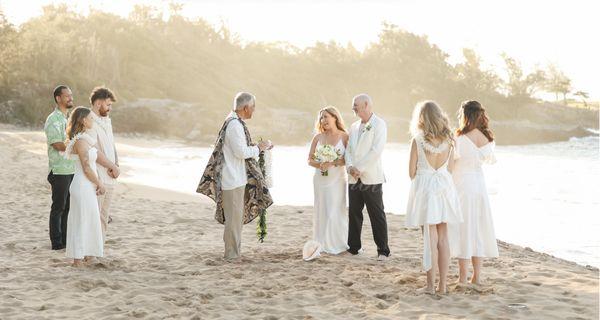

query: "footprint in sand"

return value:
[4, 242, 17, 251]
[127, 309, 148, 318]
[375, 301, 389, 309]
[523, 280, 542, 287]
[341, 280, 354, 287]
[74, 279, 108, 292]
[204, 259, 220, 266]
[454, 283, 495, 295]
[572, 306, 588, 314]
[395, 275, 418, 285]
[374, 292, 399, 302]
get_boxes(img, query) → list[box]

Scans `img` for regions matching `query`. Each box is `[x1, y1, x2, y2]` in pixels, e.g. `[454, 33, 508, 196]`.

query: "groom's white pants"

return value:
[98, 183, 116, 241]
[222, 186, 245, 259]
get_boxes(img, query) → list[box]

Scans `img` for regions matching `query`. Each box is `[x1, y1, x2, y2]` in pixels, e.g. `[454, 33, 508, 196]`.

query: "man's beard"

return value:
[66, 102, 74, 109]
[99, 110, 109, 117]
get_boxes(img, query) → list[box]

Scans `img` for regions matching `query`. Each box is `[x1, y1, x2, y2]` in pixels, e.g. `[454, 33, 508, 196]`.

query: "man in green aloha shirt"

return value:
[44, 85, 75, 250]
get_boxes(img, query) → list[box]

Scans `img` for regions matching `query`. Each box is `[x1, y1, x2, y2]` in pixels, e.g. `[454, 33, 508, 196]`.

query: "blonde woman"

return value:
[450, 100, 499, 286]
[405, 101, 462, 294]
[64, 107, 105, 266]
[307, 106, 350, 254]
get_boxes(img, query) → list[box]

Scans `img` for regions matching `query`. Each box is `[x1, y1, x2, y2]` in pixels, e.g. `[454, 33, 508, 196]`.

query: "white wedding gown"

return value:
[66, 134, 104, 259]
[313, 140, 350, 254]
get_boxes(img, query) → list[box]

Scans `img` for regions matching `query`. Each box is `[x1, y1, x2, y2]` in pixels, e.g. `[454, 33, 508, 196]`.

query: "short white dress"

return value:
[405, 134, 462, 271]
[448, 135, 499, 259]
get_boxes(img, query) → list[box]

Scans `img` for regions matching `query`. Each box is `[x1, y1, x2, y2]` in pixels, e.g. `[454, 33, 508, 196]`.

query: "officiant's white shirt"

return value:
[222, 112, 260, 191]
[345, 113, 387, 185]
[88, 111, 117, 185]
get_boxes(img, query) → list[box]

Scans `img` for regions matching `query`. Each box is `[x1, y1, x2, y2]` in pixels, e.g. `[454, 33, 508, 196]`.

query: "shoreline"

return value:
[2, 123, 598, 267]
[1, 124, 598, 319]
[2, 118, 598, 147]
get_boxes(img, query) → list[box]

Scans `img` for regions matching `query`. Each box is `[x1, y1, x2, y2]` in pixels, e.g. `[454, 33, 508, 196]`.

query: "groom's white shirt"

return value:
[221, 112, 260, 191]
[345, 113, 387, 185]
[88, 112, 117, 185]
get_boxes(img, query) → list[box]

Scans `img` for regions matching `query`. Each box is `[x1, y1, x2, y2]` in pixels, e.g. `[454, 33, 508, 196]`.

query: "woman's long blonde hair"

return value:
[409, 101, 454, 144]
[314, 106, 347, 133]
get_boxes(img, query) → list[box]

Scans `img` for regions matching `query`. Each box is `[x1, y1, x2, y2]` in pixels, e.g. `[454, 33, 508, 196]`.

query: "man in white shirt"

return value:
[87, 87, 120, 240]
[221, 92, 272, 260]
[345, 94, 390, 261]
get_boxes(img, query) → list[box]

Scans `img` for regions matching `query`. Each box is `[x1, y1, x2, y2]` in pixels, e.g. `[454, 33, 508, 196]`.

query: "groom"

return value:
[345, 94, 391, 261]
[197, 92, 273, 261]
[87, 86, 120, 239]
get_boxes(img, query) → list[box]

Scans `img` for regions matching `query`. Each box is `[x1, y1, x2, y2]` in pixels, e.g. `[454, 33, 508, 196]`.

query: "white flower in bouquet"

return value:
[314, 144, 340, 176]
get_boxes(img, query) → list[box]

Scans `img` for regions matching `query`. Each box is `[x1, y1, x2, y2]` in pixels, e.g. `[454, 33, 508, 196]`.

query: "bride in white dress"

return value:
[65, 107, 105, 266]
[449, 100, 499, 285]
[307, 106, 350, 254]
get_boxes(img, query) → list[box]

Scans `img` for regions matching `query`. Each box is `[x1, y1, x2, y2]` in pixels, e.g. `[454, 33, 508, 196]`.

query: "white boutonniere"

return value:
[363, 123, 373, 133]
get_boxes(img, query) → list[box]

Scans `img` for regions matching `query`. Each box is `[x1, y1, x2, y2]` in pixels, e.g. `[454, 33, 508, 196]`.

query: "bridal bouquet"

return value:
[314, 144, 340, 176]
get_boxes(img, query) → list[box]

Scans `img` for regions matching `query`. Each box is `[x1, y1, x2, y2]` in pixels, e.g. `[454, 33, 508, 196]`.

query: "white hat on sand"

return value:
[302, 240, 321, 261]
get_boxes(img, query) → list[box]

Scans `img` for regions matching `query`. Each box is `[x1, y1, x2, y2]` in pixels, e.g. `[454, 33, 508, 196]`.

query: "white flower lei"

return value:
[263, 149, 274, 188]
[63, 132, 83, 160]
[417, 131, 449, 154]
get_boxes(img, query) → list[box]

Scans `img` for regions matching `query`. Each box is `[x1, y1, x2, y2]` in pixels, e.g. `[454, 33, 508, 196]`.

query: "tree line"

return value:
[0, 4, 590, 129]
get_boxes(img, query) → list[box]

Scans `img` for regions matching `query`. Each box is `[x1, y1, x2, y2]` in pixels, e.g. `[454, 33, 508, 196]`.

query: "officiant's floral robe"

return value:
[197, 117, 273, 224]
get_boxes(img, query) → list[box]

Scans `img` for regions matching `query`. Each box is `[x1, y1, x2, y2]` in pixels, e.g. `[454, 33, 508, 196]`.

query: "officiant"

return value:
[197, 92, 274, 261]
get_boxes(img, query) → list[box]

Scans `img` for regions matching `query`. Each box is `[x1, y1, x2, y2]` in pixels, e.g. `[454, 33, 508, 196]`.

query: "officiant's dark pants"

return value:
[348, 180, 390, 257]
[47, 171, 73, 250]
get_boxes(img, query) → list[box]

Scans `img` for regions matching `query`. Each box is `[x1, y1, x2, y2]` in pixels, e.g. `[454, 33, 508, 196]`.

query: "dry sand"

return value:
[0, 124, 598, 319]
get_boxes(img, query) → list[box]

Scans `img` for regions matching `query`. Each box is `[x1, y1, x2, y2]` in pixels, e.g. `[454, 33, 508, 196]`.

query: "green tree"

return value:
[0, 9, 18, 98]
[573, 90, 589, 107]
[501, 53, 547, 100]
[456, 48, 502, 94]
[0, 5, 585, 137]
[545, 64, 572, 105]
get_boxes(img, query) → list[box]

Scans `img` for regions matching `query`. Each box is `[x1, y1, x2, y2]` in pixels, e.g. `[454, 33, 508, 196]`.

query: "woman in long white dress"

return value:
[307, 106, 350, 254]
[405, 101, 462, 295]
[65, 107, 105, 266]
[450, 100, 499, 285]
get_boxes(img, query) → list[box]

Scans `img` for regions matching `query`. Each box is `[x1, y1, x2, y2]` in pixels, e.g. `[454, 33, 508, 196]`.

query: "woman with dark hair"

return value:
[450, 100, 499, 286]
[64, 107, 105, 266]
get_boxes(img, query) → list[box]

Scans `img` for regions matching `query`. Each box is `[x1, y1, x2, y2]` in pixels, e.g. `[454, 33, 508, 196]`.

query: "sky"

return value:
[1, 0, 598, 100]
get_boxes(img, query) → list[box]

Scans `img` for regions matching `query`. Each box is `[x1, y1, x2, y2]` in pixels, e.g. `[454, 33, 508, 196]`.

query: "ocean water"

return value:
[119, 135, 600, 267]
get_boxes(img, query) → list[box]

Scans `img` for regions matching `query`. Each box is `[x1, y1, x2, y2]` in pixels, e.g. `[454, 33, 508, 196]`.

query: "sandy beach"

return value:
[0, 124, 598, 320]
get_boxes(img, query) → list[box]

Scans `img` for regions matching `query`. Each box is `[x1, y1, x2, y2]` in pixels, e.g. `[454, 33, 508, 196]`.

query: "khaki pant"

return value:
[97, 184, 116, 241]
[222, 186, 245, 259]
